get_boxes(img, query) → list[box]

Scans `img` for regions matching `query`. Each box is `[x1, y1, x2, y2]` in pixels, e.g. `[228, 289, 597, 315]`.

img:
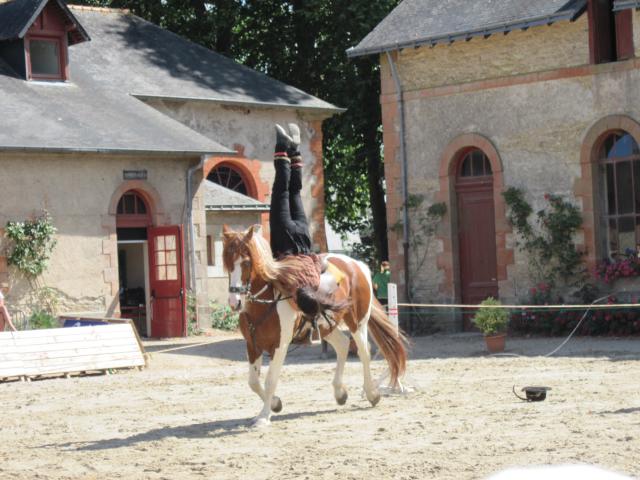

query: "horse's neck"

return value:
[248, 241, 278, 282]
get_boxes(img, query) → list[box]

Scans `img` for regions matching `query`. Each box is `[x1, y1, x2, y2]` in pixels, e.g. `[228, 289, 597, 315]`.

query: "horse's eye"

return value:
[241, 259, 251, 269]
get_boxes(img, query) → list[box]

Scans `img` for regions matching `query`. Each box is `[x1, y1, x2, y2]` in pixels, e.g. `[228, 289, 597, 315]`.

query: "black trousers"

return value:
[270, 159, 312, 258]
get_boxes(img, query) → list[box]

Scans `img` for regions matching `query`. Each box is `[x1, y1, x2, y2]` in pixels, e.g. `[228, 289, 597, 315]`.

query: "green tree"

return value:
[79, 0, 399, 259]
[233, 1, 398, 260]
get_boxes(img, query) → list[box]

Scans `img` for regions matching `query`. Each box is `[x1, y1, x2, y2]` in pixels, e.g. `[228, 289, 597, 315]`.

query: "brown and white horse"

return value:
[222, 224, 407, 427]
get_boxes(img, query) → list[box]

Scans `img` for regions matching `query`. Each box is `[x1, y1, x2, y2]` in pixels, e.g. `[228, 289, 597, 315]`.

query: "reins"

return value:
[237, 277, 293, 352]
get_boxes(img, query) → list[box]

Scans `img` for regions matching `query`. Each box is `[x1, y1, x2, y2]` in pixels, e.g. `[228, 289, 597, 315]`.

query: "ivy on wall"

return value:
[4, 212, 59, 326]
[502, 187, 584, 287]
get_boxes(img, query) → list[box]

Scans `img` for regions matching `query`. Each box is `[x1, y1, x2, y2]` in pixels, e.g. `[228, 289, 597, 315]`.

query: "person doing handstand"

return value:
[270, 123, 311, 259]
[269, 124, 345, 328]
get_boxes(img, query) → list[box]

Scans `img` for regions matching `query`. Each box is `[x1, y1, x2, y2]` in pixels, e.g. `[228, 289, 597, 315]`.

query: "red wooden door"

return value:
[457, 175, 498, 331]
[148, 225, 186, 337]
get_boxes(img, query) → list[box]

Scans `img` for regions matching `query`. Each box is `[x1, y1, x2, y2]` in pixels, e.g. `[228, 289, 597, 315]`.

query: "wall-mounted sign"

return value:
[123, 170, 147, 180]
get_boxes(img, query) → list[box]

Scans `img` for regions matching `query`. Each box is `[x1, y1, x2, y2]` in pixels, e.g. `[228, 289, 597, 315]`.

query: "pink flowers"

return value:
[595, 256, 640, 284]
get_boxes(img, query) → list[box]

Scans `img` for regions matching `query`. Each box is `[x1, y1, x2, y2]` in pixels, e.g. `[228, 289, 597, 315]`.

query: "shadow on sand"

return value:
[41, 406, 369, 451]
[143, 334, 640, 364]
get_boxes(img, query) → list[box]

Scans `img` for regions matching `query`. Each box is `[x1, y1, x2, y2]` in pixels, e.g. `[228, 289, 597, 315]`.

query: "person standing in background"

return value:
[372, 261, 391, 306]
[0, 290, 17, 332]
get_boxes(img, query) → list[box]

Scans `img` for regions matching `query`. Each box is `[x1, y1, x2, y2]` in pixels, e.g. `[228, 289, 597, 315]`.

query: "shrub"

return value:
[210, 302, 239, 331]
[5, 212, 57, 278]
[510, 294, 640, 337]
[186, 291, 202, 336]
[472, 297, 509, 335]
[29, 310, 58, 329]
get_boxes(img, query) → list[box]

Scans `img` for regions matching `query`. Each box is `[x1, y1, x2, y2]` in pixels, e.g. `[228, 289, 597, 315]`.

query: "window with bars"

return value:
[117, 192, 148, 215]
[207, 165, 248, 195]
[599, 132, 640, 258]
[458, 149, 492, 178]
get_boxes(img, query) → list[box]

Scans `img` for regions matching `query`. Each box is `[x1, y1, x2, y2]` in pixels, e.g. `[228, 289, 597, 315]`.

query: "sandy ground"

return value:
[1, 331, 639, 480]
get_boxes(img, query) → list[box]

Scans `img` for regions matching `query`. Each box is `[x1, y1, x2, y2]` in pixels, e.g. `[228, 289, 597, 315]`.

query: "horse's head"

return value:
[222, 224, 258, 310]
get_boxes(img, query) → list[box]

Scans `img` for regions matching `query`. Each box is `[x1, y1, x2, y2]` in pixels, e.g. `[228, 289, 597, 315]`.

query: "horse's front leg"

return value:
[248, 354, 282, 413]
[252, 301, 296, 427]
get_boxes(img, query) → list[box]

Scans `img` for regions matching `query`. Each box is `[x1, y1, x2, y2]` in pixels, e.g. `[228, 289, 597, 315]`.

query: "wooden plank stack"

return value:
[0, 323, 146, 382]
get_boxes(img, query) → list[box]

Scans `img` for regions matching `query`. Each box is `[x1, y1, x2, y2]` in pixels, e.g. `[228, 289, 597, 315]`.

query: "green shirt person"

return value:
[372, 261, 391, 304]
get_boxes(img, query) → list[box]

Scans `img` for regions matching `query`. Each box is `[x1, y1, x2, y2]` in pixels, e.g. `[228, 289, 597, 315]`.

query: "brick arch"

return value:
[204, 156, 269, 201]
[434, 133, 513, 299]
[107, 180, 167, 225]
[575, 114, 640, 272]
[204, 155, 271, 235]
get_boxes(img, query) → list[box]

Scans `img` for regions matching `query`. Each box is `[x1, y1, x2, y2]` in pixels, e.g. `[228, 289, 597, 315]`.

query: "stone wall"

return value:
[0, 152, 201, 320]
[393, 16, 589, 92]
[380, 14, 640, 331]
[204, 210, 263, 308]
[144, 99, 328, 252]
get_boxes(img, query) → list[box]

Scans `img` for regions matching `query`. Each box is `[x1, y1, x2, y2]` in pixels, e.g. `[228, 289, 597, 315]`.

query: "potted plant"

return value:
[472, 297, 509, 353]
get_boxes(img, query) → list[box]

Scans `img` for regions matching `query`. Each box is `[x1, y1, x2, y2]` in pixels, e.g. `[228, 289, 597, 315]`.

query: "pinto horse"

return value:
[222, 224, 407, 427]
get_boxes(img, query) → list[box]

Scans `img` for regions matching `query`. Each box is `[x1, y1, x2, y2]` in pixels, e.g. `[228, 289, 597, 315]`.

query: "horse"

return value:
[222, 224, 408, 427]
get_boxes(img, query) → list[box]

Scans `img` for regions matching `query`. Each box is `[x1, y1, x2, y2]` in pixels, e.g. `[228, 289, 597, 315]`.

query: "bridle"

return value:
[227, 247, 291, 306]
[227, 247, 292, 352]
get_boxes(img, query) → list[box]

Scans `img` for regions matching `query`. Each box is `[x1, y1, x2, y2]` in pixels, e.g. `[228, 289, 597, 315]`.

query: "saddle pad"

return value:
[326, 262, 346, 286]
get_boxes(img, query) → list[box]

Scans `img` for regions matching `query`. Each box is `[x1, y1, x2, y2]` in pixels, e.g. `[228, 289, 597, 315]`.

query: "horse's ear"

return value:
[243, 225, 254, 242]
[251, 224, 262, 236]
[222, 224, 233, 241]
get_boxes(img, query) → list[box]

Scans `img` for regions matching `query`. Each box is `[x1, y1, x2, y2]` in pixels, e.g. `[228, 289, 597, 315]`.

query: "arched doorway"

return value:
[116, 191, 152, 336]
[115, 189, 186, 338]
[455, 149, 498, 330]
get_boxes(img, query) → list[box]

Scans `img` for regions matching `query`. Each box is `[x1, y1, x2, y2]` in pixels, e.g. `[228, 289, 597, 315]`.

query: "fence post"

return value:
[388, 283, 398, 332]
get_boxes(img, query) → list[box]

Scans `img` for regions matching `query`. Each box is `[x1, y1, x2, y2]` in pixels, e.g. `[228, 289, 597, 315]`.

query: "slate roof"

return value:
[70, 6, 342, 113]
[0, 54, 232, 155]
[0, 1, 339, 154]
[347, 0, 587, 57]
[0, 0, 88, 44]
[204, 180, 270, 211]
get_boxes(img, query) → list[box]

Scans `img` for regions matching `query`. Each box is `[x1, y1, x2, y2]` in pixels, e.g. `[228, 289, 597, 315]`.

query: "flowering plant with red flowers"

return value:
[595, 249, 640, 284]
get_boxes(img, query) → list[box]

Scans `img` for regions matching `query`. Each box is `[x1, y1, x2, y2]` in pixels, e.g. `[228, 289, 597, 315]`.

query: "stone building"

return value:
[0, 0, 339, 336]
[350, 0, 640, 330]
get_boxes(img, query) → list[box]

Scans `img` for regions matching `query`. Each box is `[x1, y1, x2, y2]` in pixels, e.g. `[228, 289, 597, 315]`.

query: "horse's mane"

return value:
[247, 234, 280, 282]
[247, 234, 319, 291]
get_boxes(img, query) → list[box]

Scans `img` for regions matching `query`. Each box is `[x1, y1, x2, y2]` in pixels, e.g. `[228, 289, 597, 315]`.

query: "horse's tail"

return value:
[295, 286, 350, 316]
[368, 298, 408, 387]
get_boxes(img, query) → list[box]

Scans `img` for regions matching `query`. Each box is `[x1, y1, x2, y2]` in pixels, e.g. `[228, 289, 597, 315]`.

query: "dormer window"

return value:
[27, 37, 64, 80]
[0, 0, 89, 81]
[24, 2, 70, 81]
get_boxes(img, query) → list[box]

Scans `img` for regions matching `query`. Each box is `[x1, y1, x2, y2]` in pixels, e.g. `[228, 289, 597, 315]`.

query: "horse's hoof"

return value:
[271, 396, 283, 413]
[369, 393, 381, 407]
[251, 417, 270, 428]
[336, 391, 348, 406]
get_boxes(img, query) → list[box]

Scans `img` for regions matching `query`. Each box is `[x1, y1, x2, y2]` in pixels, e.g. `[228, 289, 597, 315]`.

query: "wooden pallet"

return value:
[0, 322, 146, 382]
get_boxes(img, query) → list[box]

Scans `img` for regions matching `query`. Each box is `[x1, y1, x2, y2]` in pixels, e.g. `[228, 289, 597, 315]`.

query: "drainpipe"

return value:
[386, 51, 411, 300]
[186, 155, 207, 293]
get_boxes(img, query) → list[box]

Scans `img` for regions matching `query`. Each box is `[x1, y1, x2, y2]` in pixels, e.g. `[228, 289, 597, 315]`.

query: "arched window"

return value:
[599, 132, 640, 258]
[207, 164, 248, 195]
[458, 149, 492, 178]
[116, 191, 151, 228]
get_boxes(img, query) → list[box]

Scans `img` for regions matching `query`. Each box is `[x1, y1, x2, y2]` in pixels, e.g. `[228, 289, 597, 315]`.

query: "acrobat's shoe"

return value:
[275, 123, 301, 158]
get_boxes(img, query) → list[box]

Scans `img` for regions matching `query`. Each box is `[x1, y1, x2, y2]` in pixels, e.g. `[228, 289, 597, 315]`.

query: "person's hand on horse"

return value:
[275, 123, 301, 159]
